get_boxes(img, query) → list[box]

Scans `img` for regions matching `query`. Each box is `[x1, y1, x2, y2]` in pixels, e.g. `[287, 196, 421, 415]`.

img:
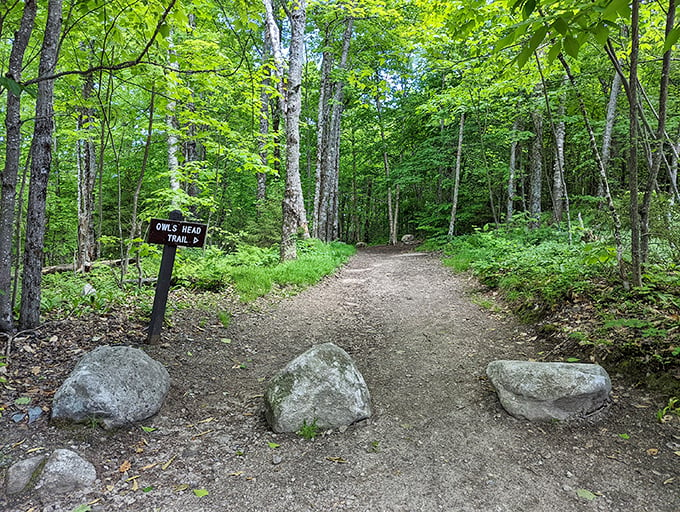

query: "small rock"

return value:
[36, 449, 97, 496]
[272, 455, 283, 465]
[6, 455, 47, 495]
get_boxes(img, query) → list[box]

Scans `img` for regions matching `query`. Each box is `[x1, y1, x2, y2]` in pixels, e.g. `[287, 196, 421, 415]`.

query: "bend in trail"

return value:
[170, 246, 677, 512]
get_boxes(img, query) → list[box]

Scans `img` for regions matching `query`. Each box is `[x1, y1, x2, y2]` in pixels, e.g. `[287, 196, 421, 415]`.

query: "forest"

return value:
[0, 0, 678, 394]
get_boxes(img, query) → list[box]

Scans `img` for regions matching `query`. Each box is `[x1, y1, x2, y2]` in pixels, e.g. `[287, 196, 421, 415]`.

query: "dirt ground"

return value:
[1, 246, 679, 511]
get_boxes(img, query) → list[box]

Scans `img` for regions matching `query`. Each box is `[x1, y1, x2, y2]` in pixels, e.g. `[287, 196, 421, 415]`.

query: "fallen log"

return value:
[41, 258, 133, 275]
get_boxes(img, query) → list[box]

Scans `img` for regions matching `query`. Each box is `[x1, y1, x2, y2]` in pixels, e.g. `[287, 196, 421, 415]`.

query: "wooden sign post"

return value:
[147, 210, 207, 344]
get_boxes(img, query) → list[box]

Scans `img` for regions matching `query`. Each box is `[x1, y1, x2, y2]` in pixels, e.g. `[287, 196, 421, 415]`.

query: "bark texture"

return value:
[0, 0, 36, 332]
[20, 0, 63, 329]
[280, 0, 310, 261]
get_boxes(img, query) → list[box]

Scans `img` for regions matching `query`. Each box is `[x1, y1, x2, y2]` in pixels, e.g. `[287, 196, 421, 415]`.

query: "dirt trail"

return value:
[2, 246, 679, 511]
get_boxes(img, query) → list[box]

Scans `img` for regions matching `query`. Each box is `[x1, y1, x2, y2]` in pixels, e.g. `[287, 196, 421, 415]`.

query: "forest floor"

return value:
[1, 245, 679, 511]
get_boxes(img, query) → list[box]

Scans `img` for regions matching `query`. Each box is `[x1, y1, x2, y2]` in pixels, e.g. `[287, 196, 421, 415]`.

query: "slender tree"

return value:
[0, 0, 36, 333]
[20, 0, 63, 329]
[281, 0, 310, 261]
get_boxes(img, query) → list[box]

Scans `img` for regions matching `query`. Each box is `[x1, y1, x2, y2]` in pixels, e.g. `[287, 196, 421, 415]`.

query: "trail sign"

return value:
[148, 218, 207, 248]
[146, 211, 208, 344]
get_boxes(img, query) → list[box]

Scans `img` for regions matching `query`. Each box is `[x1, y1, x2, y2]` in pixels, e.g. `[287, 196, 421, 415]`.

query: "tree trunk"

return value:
[313, 18, 353, 242]
[551, 86, 566, 224]
[280, 0, 310, 261]
[598, 71, 622, 197]
[529, 109, 543, 228]
[0, 0, 36, 333]
[19, 0, 63, 330]
[506, 118, 520, 223]
[559, 53, 628, 287]
[124, 85, 156, 275]
[448, 112, 465, 237]
[628, 0, 642, 286]
[76, 71, 97, 272]
[640, 0, 675, 264]
[312, 25, 334, 240]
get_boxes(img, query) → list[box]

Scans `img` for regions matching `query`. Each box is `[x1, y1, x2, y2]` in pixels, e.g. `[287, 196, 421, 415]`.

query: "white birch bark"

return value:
[448, 112, 465, 237]
[280, 0, 310, 261]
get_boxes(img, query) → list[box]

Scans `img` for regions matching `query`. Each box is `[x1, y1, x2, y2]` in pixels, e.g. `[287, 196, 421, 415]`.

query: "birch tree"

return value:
[280, 0, 310, 261]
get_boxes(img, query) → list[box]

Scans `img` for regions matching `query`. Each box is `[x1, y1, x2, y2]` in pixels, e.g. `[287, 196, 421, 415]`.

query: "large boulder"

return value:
[264, 343, 372, 433]
[52, 345, 170, 429]
[486, 360, 611, 421]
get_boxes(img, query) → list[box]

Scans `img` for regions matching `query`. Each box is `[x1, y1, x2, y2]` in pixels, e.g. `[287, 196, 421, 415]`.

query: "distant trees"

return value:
[1, 0, 679, 332]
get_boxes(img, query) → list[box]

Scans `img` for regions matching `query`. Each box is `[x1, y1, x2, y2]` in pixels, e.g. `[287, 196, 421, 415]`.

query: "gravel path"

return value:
[2, 246, 678, 511]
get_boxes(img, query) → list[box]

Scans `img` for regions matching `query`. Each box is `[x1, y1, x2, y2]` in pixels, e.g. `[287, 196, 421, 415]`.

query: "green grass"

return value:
[38, 240, 355, 319]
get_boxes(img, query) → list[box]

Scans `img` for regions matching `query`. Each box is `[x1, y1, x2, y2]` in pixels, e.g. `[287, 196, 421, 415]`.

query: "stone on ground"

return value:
[486, 360, 611, 421]
[51, 345, 170, 429]
[36, 449, 96, 496]
[5, 455, 47, 495]
[6, 449, 96, 497]
[264, 343, 372, 433]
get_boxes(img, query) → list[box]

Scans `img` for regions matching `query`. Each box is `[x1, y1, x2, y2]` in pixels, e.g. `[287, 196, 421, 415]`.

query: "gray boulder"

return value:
[265, 343, 372, 433]
[6, 449, 96, 497]
[36, 449, 96, 496]
[486, 360, 611, 421]
[52, 345, 170, 429]
[5, 454, 47, 495]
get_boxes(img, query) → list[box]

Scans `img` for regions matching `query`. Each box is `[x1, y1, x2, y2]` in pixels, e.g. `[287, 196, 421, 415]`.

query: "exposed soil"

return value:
[1, 246, 679, 511]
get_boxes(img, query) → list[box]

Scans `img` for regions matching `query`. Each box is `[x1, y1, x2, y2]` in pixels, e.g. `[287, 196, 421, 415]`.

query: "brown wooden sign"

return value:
[148, 218, 207, 248]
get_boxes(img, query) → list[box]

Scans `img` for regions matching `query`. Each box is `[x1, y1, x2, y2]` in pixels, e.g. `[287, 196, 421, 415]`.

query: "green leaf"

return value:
[515, 45, 533, 69]
[551, 17, 569, 36]
[576, 489, 597, 501]
[142, 486, 154, 492]
[141, 426, 157, 433]
[664, 26, 680, 52]
[193, 489, 209, 497]
[618, 433, 630, 439]
[70, 505, 92, 512]
[527, 25, 548, 55]
[268, 442, 280, 449]
[603, 0, 630, 20]
[14, 397, 31, 405]
[563, 35, 580, 58]
[593, 22, 610, 46]
[0, 76, 23, 97]
[566, 357, 580, 362]
[522, 0, 536, 19]
[546, 41, 563, 63]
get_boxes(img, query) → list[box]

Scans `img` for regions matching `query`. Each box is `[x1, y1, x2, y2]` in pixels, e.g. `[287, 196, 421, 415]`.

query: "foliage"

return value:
[172, 240, 354, 301]
[297, 418, 320, 440]
[434, 220, 680, 393]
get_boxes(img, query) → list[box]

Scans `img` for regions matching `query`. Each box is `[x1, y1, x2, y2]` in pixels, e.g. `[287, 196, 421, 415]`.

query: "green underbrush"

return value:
[428, 224, 680, 395]
[40, 240, 356, 319]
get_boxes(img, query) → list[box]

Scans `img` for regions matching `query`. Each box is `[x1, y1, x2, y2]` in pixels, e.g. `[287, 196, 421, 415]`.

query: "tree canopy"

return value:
[1, 0, 679, 331]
